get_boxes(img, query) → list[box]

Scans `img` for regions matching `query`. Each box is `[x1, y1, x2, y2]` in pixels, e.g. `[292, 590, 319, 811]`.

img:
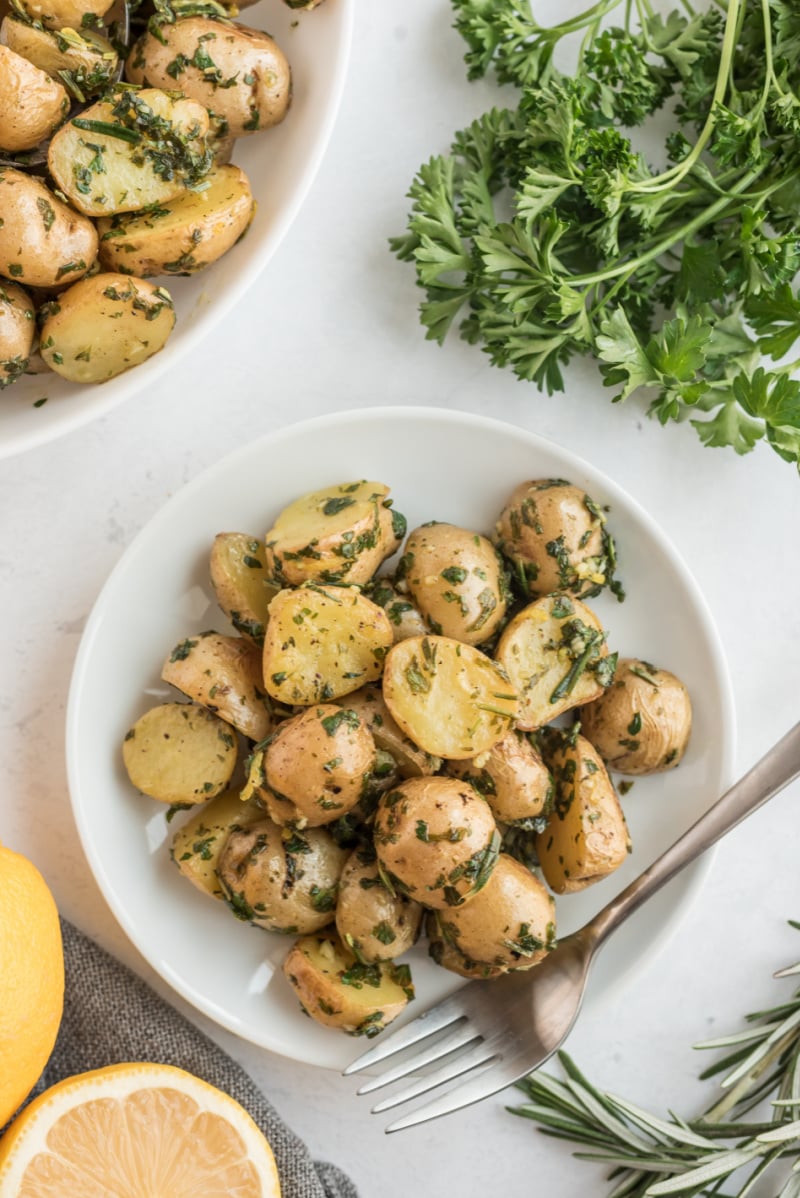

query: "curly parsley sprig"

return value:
[393, 0, 800, 469]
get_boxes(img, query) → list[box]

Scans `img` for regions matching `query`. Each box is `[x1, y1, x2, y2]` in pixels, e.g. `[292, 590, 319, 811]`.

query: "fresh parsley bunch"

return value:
[392, 0, 800, 469]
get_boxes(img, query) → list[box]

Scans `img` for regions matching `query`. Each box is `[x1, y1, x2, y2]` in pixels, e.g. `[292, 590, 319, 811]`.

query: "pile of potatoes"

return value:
[0, 0, 320, 389]
[122, 477, 692, 1038]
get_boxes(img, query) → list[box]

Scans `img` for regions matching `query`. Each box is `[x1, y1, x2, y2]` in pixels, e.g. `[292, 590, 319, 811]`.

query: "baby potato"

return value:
[39, 274, 175, 384]
[262, 585, 393, 706]
[382, 635, 518, 760]
[398, 523, 508, 645]
[283, 932, 414, 1036]
[126, 17, 291, 139]
[170, 790, 264, 900]
[579, 657, 692, 775]
[122, 702, 237, 804]
[217, 819, 348, 934]
[373, 776, 500, 909]
[0, 281, 34, 389]
[336, 848, 423, 962]
[161, 630, 273, 742]
[1, 17, 118, 96]
[97, 164, 254, 277]
[447, 731, 553, 827]
[0, 44, 68, 152]
[345, 685, 441, 777]
[536, 729, 631, 894]
[0, 168, 98, 289]
[494, 594, 615, 731]
[495, 479, 617, 600]
[15, 0, 114, 31]
[426, 912, 505, 980]
[209, 532, 280, 645]
[368, 577, 430, 643]
[257, 704, 377, 828]
[264, 480, 405, 587]
[430, 854, 556, 972]
[48, 88, 211, 217]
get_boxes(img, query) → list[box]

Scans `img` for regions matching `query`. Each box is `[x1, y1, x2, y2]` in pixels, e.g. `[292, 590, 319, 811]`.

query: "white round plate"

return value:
[0, 0, 353, 461]
[67, 407, 735, 1070]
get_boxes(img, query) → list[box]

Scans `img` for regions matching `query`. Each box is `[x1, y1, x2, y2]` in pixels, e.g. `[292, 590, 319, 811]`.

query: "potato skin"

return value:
[368, 578, 429, 643]
[0, 43, 68, 151]
[0, 281, 34, 389]
[447, 732, 553, 827]
[15, 0, 114, 31]
[127, 17, 291, 139]
[344, 685, 441, 778]
[335, 850, 422, 962]
[170, 791, 264, 900]
[579, 658, 692, 775]
[209, 532, 280, 645]
[0, 168, 97, 289]
[122, 701, 237, 804]
[1, 17, 118, 96]
[426, 911, 506, 979]
[39, 274, 175, 384]
[161, 630, 273, 742]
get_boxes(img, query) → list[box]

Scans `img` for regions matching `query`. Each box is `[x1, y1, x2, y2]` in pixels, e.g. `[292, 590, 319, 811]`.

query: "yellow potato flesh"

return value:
[122, 702, 237, 804]
[170, 792, 264, 899]
[283, 933, 413, 1034]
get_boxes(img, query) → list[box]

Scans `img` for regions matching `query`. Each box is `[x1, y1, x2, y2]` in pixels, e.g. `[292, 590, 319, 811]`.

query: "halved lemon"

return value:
[0, 1063, 281, 1198]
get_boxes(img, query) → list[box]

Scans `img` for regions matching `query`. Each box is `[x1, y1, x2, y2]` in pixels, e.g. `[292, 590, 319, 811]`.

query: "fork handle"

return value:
[589, 719, 800, 947]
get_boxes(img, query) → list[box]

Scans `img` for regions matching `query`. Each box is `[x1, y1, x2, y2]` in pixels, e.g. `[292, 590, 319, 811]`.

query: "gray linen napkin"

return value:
[27, 919, 359, 1198]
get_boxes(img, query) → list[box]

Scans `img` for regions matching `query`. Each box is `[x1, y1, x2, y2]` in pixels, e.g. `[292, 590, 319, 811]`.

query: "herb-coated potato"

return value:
[0, 43, 68, 151]
[425, 912, 505, 980]
[48, 87, 211, 217]
[335, 848, 423, 962]
[382, 634, 518, 760]
[429, 854, 556, 971]
[368, 578, 429, 642]
[170, 790, 264, 899]
[283, 932, 414, 1036]
[97, 164, 255, 277]
[579, 658, 692, 775]
[264, 480, 405, 587]
[536, 730, 631, 893]
[15, 0, 114, 32]
[398, 522, 508, 645]
[447, 731, 553, 827]
[126, 17, 291, 139]
[161, 630, 273, 742]
[494, 594, 615, 731]
[39, 274, 175, 383]
[494, 479, 617, 600]
[1, 17, 118, 96]
[121, 702, 237, 804]
[0, 281, 34, 389]
[344, 685, 442, 777]
[262, 585, 393, 706]
[256, 704, 377, 828]
[373, 776, 500, 909]
[209, 532, 280, 645]
[217, 819, 348, 933]
[0, 168, 98, 288]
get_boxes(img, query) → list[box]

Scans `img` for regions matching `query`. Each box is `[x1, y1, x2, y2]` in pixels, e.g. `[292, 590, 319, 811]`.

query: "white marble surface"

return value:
[1, 1, 800, 1194]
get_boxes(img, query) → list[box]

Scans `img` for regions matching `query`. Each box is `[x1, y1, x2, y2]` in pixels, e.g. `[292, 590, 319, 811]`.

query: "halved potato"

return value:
[262, 585, 393, 705]
[0, 168, 98, 288]
[283, 932, 414, 1035]
[15, 0, 114, 31]
[0, 281, 34, 389]
[382, 635, 518, 760]
[344, 685, 441, 777]
[209, 532, 280, 645]
[170, 790, 264, 899]
[97, 164, 254, 277]
[1, 17, 118, 96]
[161, 631, 273, 742]
[0, 43, 68, 151]
[122, 701, 238, 804]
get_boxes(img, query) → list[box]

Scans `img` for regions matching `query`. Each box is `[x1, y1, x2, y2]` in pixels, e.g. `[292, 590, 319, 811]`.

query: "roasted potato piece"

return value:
[344, 685, 441, 777]
[0, 281, 34, 390]
[1, 17, 118, 96]
[217, 819, 347, 933]
[122, 702, 237, 804]
[335, 848, 422, 962]
[283, 932, 414, 1035]
[264, 480, 405, 587]
[425, 911, 505, 979]
[398, 523, 508, 645]
[48, 88, 211, 217]
[0, 168, 97, 289]
[126, 17, 291, 139]
[373, 776, 500, 908]
[579, 657, 692, 775]
[97, 164, 255, 277]
[382, 635, 518, 760]
[447, 732, 553, 827]
[170, 791, 264, 899]
[39, 274, 175, 384]
[262, 585, 393, 705]
[536, 729, 631, 893]
[0, 43, 68, 151]
[161, 631, 273, 742]
[367, 577, 429, 642]
[209, 532, 280, 645]
[429, 854, 555, 972]
[494, 594, 615, 731]
[15, 0, 114, 31]
[494, 480, 619, 600]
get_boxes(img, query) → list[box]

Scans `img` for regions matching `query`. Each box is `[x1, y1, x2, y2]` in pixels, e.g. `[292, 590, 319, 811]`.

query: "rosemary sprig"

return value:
[510, 921, 800, 1197]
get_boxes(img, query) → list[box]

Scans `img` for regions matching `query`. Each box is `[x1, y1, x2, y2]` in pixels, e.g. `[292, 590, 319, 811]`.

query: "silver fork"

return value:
[344, 719, 800, 1132]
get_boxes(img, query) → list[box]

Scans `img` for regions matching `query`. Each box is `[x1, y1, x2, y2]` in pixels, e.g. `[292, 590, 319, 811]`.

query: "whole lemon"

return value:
[0, 842, 64, 1127]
